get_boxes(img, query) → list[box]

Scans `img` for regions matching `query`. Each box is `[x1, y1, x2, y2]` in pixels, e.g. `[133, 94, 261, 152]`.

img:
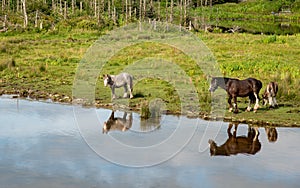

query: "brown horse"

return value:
[208, 123, 261, 156]
[102, 111, 133, 134]
[262, 82, 278, 108]
[209, 77, 263, 113]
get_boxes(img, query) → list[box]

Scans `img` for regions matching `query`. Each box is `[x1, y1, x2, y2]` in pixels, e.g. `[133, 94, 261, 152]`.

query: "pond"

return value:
[1, 96, 300, 188]
[207, 20, 300, 35]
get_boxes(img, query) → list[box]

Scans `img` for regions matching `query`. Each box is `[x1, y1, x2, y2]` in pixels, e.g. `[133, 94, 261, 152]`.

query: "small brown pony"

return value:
[262, 82, 278, 108]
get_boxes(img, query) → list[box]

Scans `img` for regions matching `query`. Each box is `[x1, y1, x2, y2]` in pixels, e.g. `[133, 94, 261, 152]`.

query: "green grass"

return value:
[0, 30, 299, 126]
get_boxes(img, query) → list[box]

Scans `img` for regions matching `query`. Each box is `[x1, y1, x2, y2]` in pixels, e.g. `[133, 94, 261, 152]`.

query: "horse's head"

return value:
[262, 92, 268, 106]
[209, 77, 218, 92]
[103, 74, 113, 87]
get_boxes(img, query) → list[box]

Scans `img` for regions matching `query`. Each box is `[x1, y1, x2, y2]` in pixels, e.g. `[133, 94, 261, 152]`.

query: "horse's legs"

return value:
[233, 123, 238, 137]
[228, 96, 233, 112]
[111, 87, 116, 99]
[273, 97, 278, 107]
[128, 84, 133, 99]
[122, 112, 127, 119]
[253, 93, 260, 112]
[268, 95, 273, 107]
[246, 96, 252, 112]
[253, 127, 259, 141]
[233, 96, 238, 113]
[227, 123, 234, 139]
[123, 85, 128, 98]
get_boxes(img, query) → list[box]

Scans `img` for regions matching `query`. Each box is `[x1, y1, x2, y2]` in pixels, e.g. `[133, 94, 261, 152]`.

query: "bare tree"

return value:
[64, 1, 67, 19]
[125, 0, 128, 23]
[143, 0, 146, 20]
[165, 0, 168, 22]
[35, 10, 39, 27]
[179, 0, 182, 26]
[94, 0, 97, 17]
[170, 0, 173, 23]
[80, 1, 82, 13]
[157, 0, 161, 21]
[21, 0, 28, 28]
[184, 0, 187, 27]
[17, 0, 20, 12]
[139, 0, 142, 22]
[72, 0, 75, 13]
[59, 0, 63, 14]
[2, 0, 6, 12]
[52, 0, 56, 11]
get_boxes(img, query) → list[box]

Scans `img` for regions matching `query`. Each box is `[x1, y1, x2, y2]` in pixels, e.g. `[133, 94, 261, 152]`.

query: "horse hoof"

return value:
[234, 110, 239, 114]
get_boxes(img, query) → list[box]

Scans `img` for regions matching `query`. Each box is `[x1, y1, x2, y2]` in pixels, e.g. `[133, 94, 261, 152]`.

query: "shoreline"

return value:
[1, 89, 299, 128]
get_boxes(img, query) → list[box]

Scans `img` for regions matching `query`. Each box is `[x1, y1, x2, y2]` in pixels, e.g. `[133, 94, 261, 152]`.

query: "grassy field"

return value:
[0, 29, 299, 126]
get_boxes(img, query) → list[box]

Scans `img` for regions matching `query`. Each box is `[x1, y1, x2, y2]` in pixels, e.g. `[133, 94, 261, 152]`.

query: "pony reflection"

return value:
[208, 123, 261, 156]
[265, 127, 278, 142]
[102, 111, 132, 134]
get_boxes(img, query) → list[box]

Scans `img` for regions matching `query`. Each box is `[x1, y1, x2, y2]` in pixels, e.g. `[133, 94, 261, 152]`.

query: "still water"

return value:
[0, 96, 300, 188]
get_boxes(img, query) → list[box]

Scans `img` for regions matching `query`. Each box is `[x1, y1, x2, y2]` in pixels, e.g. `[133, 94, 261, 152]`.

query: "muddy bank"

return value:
[1, 88, 299, 127]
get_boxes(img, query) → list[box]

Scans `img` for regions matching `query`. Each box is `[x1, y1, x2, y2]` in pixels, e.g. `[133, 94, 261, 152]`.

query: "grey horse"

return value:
[103, 72, 134, 99]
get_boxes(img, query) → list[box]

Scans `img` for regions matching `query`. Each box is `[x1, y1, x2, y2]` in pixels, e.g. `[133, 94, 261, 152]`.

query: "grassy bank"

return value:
[0, 30, 299, 126]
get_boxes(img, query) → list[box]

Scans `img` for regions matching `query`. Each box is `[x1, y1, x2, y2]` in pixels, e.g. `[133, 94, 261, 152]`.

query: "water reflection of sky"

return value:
[0, 97, 300, 188]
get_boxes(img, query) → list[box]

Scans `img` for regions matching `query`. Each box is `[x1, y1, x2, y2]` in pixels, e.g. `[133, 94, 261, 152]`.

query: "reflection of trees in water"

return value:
[140, 98, 164, 132]
[140, 116, 161, 132]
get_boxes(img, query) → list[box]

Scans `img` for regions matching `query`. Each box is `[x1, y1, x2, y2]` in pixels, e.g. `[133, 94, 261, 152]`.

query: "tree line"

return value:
[0, 0, 242, 31]
[0, 0, 297, 32]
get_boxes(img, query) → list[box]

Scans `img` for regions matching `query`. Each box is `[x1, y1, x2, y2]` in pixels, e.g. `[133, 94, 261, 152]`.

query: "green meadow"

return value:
[0, 29, 299, 126]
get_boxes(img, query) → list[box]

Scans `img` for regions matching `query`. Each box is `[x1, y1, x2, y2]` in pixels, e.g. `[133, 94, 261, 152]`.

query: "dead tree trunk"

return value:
[17, 0, 20, 12]
[80, 1, 82, 13]
[125, 0, 128, 23]
[72, 0, 75, 13]
[60, 0, 63, 14]
[21, 0, 28, 28]
[180, 0, 182, 27]
[94, 0, 97, 17]
[165, 0, 168, 22]
[2, 0, 5, 12]
[143, 0, 146, 20]
[170, 0, 173, 23]
[157, 0, 160, 21]
[52, 0, 56, 11]
[139, 0, 142, 22]
[35, 10, 38, 27]
[184, 0, 187, 27]
[64, 1, 67, 19]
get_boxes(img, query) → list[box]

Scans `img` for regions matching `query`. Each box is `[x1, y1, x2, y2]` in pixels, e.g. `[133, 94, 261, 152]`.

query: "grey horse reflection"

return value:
[102, 111, 132, 134]
[208, 123, 261, 156]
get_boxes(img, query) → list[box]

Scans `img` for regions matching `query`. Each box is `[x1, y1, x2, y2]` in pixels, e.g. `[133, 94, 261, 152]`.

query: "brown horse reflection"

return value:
[208, 123, 261, 156]
[102, 111, 132, 134]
